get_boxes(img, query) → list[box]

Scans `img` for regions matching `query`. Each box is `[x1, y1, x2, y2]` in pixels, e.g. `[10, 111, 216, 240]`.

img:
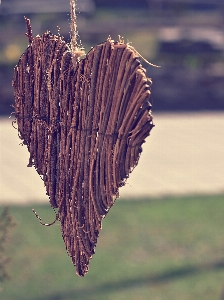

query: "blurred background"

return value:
[0, 1, 224, 300]
[1, 0, 224, 113]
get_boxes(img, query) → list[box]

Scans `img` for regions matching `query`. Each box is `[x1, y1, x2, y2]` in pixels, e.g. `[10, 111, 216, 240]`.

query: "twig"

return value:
[32, 209, 60, 226]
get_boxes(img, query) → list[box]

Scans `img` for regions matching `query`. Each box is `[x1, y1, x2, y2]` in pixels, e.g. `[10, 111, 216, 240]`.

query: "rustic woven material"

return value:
[13, 18, 154, 276]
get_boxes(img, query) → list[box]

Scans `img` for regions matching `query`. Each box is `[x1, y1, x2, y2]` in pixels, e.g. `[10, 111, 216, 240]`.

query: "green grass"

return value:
[1, 194, 224, 300]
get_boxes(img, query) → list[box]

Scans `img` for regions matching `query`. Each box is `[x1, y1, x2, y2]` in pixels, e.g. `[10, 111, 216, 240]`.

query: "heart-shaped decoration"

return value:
[13, 18, 154, 276]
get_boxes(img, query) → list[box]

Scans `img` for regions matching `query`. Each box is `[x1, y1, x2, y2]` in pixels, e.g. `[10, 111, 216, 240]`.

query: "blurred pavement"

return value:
[0, 112, 224, 205]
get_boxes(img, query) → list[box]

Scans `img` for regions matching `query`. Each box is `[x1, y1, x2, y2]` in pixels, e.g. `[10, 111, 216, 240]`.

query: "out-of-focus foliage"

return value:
[1, 2, 224, 114]
[0, 207, 15, 281]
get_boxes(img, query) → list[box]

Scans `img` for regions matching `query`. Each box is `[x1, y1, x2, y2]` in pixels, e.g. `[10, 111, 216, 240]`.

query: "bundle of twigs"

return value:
[13, 13, 153, 276]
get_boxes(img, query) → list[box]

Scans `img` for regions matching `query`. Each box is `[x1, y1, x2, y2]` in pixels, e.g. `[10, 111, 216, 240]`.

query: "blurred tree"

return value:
[0, 207, 15, 281]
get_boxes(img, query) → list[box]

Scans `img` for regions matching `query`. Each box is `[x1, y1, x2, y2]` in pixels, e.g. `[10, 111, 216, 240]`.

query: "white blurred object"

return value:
[1, 113, 224, 204]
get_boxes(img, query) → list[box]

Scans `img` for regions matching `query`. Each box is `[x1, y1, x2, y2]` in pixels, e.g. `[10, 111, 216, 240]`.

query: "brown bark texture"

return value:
[13, 18, 154, 276]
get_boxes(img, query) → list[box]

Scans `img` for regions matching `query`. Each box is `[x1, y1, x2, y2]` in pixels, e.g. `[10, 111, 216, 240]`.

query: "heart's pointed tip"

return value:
[75, 265, 89, 277]
[76, 271, 85, 277]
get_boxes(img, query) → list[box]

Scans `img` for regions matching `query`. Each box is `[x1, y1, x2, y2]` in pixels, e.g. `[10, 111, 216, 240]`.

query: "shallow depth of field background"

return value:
[0, 1, 224, 300]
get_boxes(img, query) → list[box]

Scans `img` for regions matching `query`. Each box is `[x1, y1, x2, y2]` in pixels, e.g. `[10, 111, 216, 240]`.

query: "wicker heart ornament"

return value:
[13, 18, 154, 276]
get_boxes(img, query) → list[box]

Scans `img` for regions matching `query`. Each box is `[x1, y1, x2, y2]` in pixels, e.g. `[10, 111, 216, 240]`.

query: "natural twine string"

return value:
[70, 0, 85, 59]
[70, 0, 77, 54]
